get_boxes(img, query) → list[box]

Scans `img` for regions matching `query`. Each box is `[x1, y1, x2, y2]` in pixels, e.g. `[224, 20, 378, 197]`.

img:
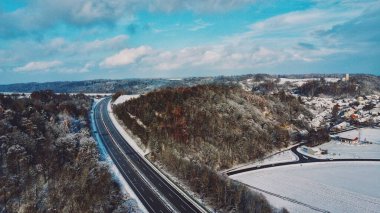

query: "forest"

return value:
[113, 84, 309, 212]
[296, 75, 380, 97]
[0, 91, 135, 213]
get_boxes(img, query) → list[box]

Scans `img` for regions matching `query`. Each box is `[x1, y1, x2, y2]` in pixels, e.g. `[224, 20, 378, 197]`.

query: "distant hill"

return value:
[295, 74, 380, 97]
[0, 79, 182, 94]
[1, 74, 378, 96]
[0, 76, 249, 94]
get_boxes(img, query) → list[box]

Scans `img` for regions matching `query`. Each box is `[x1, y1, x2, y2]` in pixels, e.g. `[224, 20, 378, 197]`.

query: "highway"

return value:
[93, 98, 204, 213]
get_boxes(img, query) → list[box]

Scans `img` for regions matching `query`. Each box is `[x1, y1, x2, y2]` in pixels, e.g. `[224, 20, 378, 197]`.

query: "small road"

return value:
[93, 98, 205, 213]
[227, 143, 380, 176]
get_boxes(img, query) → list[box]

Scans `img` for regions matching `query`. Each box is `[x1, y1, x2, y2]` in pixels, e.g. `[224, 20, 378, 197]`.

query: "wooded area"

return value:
[0, 91, 135, 213]
[114, 85, 307, 212]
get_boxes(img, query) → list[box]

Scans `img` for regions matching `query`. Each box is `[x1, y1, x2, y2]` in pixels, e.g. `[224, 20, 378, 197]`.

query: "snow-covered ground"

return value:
[231, 162, 380, 213]
[298, 128, 380, 160]
[320, 141, 380, 159]
[227, 150, 298, 173]
[278, 78, 340, 86]
[107, 100, 147, 156]
[113, 95, 140, 105]
[298, 142, 380, 160]
[338, 128, 380, 144]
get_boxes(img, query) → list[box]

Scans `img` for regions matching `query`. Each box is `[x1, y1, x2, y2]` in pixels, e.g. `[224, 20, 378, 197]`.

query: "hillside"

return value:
[114, 85, 311, 170]
[0, 91, 135, 212]
[113, 84, 311, 212]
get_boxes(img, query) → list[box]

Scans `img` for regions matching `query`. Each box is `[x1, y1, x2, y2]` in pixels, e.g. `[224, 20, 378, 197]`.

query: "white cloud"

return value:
[149, 0, 256, 12]
[189, 19, 212, 31]
[82, 35, 128, 52]
[14, 60, 63, 72]
[100, 46, 153, 68]
[57, 62, 95, 73]
[0, 0, 256, 38]
[139, 44, 289, 72]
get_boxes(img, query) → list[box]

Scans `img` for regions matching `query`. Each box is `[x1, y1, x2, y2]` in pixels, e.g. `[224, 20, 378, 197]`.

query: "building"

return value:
[342, 73, 350, 81]
[350, 114, 359, 120]
[336, 136, 359, 144]
[331, 121, 350, 131]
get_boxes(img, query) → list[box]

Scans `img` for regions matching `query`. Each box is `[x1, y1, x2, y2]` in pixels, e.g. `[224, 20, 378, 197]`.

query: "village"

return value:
[295, 77, 380, 159]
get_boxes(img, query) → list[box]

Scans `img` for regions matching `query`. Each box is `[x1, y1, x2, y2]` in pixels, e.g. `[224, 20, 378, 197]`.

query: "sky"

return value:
[0, 0, 379, 84]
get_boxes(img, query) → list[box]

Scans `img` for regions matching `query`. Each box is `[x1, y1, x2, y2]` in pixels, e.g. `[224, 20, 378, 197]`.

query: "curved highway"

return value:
[93, 98, 205, 213]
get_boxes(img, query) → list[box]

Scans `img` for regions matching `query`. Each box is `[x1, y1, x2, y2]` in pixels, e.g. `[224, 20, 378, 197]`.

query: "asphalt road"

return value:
[93, 98, 204, 213]
[227, 143, 380, 176]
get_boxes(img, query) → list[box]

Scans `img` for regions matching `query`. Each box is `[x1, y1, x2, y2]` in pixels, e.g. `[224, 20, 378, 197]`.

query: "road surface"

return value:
[227, 143, 380, 176]
[93, 98, 204, 213]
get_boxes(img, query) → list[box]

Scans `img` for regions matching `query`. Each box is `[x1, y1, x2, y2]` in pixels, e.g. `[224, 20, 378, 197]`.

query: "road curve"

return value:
[93, 98, 205, 213]
[227, 144, 380, 176]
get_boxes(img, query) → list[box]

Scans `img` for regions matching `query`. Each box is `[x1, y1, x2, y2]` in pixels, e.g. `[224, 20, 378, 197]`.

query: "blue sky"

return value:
[0, 0, 379, 84]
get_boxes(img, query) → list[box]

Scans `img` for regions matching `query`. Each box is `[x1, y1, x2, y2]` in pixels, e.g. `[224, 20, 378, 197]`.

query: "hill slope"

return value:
[114, 85, 311, 170]
[113, 85, 311, 212]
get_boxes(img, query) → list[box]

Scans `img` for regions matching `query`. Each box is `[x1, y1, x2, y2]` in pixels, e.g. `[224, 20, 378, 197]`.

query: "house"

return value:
[343, 108, 356, 119]
[336, 136, 359, 144]
[332, 121, 350, 131]
[350, 114, 359, 120]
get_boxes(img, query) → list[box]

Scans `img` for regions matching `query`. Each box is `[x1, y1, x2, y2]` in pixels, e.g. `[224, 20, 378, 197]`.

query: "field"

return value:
[231, 162, 380, 213]
[338, 128, 380, 144]
[226, 150, 298, 173]
[298, 128, 380, 160]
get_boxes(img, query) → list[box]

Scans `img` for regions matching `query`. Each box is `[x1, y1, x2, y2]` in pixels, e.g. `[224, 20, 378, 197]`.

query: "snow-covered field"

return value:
[228, 150, 298, 172]
[298, 141, 380, 160]
[338, 128, 380, 144]
[298, 128, 380, 160]
[317, 141, 380, 159]
[231, 162, 380, 213]
[113, 94, 140, 105]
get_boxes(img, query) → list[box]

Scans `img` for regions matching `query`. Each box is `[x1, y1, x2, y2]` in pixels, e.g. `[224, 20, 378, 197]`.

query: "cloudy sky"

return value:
[0, 0, 379, 84]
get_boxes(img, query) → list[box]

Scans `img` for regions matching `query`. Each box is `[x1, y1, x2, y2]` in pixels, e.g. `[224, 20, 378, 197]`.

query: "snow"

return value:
[316, 141, 380, 159]
[107, 100, 147, 156]
[113, 95, 140, 105]
[278, 78, 340, 86]
[91, 99, 147, 213]
[338, 128, 380, 144]
[154, 162, 214, 213]
[298, 128, 380, 160]
[231, 162, 380, 213]
[227, 150, 298, 173]
[108, 100, 208, 213]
